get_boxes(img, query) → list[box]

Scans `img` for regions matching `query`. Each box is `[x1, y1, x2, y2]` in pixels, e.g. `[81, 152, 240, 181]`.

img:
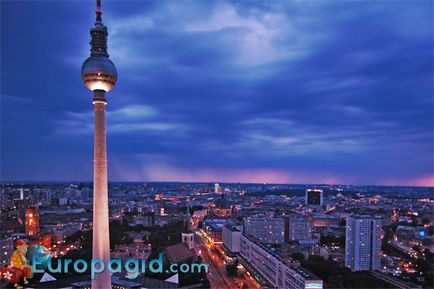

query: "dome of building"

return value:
[81, 55, 117, 92]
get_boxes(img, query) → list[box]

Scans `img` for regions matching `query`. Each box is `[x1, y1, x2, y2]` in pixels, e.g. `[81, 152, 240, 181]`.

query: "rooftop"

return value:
[165, 243, 196, 263]
[224, 224, 241, 232]
[203, 219, 235, 232]
[292, 267, 322, 281]
[349, 214, 383, 220]
[242, 235, 321, 281]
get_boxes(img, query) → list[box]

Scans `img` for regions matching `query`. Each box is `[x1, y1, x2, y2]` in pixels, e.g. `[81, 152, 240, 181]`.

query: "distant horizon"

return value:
[2, 179, 433, 188]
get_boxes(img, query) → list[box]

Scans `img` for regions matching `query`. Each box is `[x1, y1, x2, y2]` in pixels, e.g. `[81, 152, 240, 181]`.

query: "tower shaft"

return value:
[92, 90, 111, 289]
[82, 0, 116, 285]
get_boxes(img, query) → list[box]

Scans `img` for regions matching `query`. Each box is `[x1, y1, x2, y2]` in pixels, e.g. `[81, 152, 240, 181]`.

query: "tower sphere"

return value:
[81, 56, 117, 92]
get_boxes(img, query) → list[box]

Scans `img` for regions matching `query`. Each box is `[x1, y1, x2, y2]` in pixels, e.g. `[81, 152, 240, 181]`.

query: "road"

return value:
[370, 271, 421, 289]
[195, 234, 237, 289]
[213, 243, 260, 289]
[238, 271, 261, 289]
[195, 233, 260, 289]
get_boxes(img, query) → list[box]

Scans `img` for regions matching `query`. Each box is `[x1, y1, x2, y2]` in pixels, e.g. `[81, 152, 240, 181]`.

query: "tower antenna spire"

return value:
[96, 0, 102, 22]
[82, 0, 117, 287]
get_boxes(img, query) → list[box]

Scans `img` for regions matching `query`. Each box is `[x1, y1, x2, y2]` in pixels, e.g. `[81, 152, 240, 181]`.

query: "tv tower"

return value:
[81, 0, 117, 288]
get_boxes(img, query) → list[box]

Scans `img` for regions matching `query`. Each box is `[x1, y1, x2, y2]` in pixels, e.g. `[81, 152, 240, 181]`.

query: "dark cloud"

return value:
[1, 0, 432, 185]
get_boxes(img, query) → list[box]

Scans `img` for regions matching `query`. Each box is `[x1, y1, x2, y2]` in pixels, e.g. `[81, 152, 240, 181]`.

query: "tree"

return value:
[421, 218, 430, 226]
[110, 220, 133, 247]
[145, 221, 184, 254]
[301, 256, 395, 288]
[320, 234, 345, 247]
[291, 252, 305, 262]
[428, 226, 433, 236]
[226, 263, 238, 276]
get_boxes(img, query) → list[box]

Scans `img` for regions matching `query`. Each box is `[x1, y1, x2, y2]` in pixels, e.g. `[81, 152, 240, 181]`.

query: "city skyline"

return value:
[1, 1, 433, 186]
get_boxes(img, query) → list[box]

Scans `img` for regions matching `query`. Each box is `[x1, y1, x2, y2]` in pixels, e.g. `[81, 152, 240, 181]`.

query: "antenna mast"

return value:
[96, 0, 102, 22]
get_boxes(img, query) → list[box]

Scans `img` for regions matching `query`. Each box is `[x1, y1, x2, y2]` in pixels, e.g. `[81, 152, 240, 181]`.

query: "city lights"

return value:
[0, 0, 432, 289]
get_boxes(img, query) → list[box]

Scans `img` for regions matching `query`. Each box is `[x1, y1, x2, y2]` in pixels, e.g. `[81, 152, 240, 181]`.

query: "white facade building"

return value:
[214, 183, 221, 194]
[287, 215, 313, 241]
[182, 232, 194, 250]
[222, 224, 241, 253]
[244, 215, 285, 244]
[345, 214, 382, 271]
[240, 235, 323, 289]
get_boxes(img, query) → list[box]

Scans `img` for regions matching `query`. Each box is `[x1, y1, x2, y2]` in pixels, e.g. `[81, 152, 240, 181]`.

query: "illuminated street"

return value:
[195, 232, 260, 289]
[195, 233, 236, 289]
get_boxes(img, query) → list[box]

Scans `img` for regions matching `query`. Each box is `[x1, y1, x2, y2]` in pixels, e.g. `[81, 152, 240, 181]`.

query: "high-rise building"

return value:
[81, 0, 117, 287]
[345, 214, 382, 271]
[244, 215, 285, 244]
[214, 183, 221, 194]
[240, 235, 323, 289]
[305, 189, 323, 206]
[285, 215, 312, 242]
[222, 224, 241, 254]
[25, 207, 40, 237]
